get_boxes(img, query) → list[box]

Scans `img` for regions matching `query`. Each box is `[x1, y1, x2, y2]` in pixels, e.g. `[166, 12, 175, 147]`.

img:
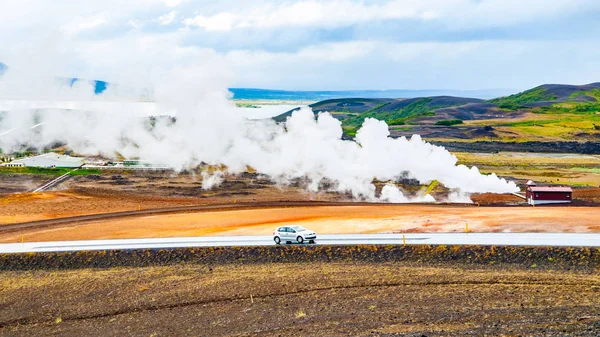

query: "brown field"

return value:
[1, 262, 599, 336]
[0, 172, 345, 224]
[2, 202, 600, 243]
[1, 164, 599, 243]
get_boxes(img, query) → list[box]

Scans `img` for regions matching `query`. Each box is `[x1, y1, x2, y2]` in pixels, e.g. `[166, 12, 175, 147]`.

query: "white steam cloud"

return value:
[0, 51, 518, 202]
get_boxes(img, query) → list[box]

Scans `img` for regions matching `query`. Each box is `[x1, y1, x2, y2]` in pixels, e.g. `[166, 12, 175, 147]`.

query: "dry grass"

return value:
[455, 152, 600, 186]
[462, 112, 600, 141]
[455, 152, 600, 168]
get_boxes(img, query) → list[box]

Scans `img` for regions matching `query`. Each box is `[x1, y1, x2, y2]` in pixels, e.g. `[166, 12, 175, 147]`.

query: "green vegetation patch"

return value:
[488, 86, 557, 109]
[341, 98, 457, 135]
[572, 167, 600, 174]
[342, 126, 358, 137]
[343, 98, 433, 127]
[0, 167, 103, 176]
[569, 88, 600, 101]
[70, 169, 104, 176]
[565, 102, 600, 114]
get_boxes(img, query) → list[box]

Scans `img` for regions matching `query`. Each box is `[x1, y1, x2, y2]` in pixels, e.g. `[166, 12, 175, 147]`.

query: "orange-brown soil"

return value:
[2, 201, 599, 243]
[2, 170, 599, 243]
[0, 185, 338, 225]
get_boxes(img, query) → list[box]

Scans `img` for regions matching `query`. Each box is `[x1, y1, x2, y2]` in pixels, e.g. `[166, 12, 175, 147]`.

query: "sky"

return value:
[1, 0, 600, 91]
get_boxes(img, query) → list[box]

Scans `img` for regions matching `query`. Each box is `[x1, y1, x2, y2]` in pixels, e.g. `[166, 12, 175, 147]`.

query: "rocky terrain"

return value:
[1, 246, 599, 336]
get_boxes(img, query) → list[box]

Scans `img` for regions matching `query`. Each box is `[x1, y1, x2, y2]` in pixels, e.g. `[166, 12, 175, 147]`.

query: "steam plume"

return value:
[0, 56, 518, 202]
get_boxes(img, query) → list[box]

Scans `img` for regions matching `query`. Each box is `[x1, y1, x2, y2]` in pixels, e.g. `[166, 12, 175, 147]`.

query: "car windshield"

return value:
[291, 226, 307, 232]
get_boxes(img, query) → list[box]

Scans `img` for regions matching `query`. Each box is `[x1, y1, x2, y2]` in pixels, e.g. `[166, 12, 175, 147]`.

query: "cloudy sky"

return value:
[1, 0, 600, 91]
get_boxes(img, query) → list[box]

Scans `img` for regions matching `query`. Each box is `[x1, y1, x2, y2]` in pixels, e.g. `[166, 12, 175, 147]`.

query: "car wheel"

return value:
[297, 236, 304, 244]
[274, 236, 281, 245]
[309, 240, 315, 244]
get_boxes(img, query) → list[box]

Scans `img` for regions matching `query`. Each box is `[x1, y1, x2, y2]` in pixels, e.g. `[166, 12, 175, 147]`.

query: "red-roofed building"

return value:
[525, 181, 573, 205]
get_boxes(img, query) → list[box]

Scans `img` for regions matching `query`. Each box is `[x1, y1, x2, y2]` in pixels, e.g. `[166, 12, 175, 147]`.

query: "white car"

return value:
[273, 225, 317, 244]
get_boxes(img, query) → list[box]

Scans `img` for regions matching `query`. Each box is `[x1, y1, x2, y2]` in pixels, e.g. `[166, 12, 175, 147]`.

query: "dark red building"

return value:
[526, 186, 573, 205]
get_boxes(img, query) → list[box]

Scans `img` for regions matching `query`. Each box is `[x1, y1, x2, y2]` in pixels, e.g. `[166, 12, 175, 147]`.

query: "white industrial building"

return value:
[6, 153, 83, 168]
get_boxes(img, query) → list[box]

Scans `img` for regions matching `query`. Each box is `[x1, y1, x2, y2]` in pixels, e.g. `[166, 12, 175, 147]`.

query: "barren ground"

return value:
[1, 169, 600, 242]
[0, 171, 346, 224]
[2, 203, 600, 243]
[1, 262, 599, 336]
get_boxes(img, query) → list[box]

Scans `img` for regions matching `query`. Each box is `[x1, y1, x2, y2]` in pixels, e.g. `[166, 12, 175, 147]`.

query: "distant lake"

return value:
[230, 88, 514, 101]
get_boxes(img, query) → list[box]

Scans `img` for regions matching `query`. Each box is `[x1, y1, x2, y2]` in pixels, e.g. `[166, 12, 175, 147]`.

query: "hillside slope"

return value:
[272, 98, 398, 122]
[342, 96, 483, 129]
[488, 83, 600, 108]
[273, 83, 600, 141]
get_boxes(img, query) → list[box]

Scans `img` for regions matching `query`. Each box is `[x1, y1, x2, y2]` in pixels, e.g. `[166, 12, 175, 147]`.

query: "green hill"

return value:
[487, 86, 558, 109]
[488, 82, 600, 110]
[272, 82, 600, 141]
[342, 96, 482, 129]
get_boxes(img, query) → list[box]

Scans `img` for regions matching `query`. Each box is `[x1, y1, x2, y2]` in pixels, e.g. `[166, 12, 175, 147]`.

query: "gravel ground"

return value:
[1, 262, 599, 336]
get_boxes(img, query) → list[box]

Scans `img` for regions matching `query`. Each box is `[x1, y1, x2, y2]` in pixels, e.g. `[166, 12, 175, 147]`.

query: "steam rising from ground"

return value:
[0, 58, 518, 202]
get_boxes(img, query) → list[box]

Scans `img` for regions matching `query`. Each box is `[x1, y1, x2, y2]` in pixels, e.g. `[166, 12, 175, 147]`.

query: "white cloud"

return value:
[184, 12, 238, 31]
[224, 39, 600, 90]
[0, 0, 179, 35]
[158, 10, 178, 25]
[61, 15, 108, 35]
[227, 40, 376, 66]
[184, 0, 438, 31]
[1, 0, 600, 91]
[183, 0, 600, 31]
[163, 0, 186, 8]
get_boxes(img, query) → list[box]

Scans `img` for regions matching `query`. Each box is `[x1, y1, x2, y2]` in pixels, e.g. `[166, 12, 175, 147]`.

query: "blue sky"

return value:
[1, 0, 600, 91]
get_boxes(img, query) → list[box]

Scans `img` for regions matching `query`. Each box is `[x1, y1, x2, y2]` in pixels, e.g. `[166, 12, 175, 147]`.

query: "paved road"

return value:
[1, 233, 599, 253]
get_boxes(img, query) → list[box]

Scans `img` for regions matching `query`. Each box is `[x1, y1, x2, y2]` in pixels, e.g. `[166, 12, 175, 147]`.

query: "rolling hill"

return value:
[488, 83, 600, 109]
[273, 83, 600, 141]
[341, 96, 484, 129]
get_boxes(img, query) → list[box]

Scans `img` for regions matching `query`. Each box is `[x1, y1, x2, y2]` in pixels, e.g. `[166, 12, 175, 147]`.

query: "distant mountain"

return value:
[273, 96, 484, 125]
[229, 88, 514, 101]
[272, 82, 600, 139]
